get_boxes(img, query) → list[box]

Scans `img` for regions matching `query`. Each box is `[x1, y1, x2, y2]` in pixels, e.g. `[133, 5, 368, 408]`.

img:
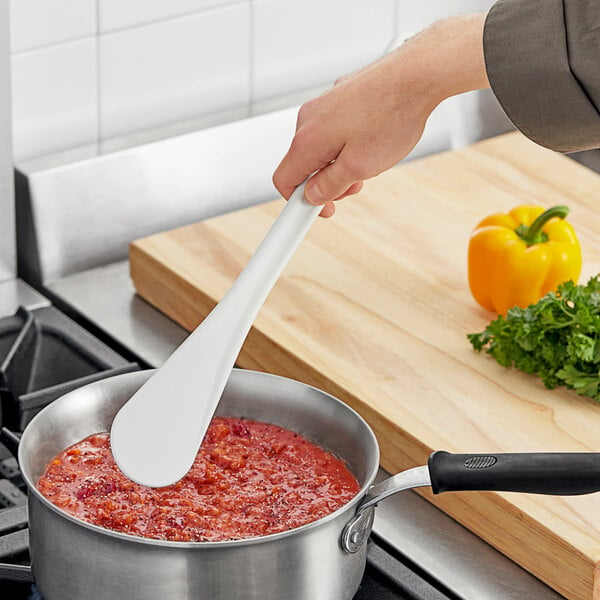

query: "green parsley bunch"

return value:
[468, 276, 600, 401]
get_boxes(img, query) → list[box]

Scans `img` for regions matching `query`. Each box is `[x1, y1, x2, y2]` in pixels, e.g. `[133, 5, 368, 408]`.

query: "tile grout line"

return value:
[99, 0, 247, 37]
[10, 0, 248, 56]
[248, 0, 254, 116]
[11, 33, 97, 57]
[95, 0, 101, 150]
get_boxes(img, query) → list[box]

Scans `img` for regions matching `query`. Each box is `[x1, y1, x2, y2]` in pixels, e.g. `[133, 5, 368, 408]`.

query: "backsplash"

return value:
[9, 0, 502, 162]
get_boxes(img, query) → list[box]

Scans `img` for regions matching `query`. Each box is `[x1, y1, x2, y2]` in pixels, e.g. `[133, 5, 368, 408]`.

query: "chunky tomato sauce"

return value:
[37, 417, 360, 542]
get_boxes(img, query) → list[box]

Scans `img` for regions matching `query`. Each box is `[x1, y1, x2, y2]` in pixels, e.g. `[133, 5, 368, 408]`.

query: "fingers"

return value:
[304, 150, 365, 205]
[272, 143, 337, 201]
[273, 108, 342, 201]
[318, 202, 336, 218]
[272, 95, 366, 214]
[315, 181, 364, 219]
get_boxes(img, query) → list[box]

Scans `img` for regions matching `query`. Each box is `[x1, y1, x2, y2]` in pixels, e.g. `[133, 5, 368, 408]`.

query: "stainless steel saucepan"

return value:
[2, 369, 600, 600]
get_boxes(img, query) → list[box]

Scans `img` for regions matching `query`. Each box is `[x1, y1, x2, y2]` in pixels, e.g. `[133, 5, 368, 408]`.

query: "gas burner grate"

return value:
[0, 306, 139, 431]
[0, 432, 31, 598]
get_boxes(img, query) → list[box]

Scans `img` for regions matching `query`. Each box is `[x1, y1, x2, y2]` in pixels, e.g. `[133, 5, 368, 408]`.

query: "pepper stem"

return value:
[516, 205, 569, 246]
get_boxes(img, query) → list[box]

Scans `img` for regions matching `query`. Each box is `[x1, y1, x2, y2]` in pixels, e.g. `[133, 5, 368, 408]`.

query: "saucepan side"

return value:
[16, 369, 381, 600]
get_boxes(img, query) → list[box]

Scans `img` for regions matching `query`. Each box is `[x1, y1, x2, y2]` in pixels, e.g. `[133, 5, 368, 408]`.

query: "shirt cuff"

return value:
[483, 0, 600, 152]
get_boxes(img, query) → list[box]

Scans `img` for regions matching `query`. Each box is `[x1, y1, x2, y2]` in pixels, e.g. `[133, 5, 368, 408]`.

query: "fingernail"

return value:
[305, 182, 324, 204]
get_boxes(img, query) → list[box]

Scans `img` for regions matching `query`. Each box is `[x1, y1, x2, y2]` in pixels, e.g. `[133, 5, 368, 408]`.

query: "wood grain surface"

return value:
[130, 132, 600, 599]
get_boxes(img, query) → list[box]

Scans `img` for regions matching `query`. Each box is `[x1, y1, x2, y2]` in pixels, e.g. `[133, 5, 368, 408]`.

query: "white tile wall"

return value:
[8, 0, 512, 163]
[11, 39, 97, 160]
[252, 0, 395, 104]
[395, 0, 495, 33]
[250, 83, 329, 118]
[99, 4, 250, 140]
[9, 0, 96, 52]
[99, 0, 237, 32]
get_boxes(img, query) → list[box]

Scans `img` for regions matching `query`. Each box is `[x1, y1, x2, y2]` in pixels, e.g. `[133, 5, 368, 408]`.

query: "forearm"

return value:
[395, 13, 490, 111]
[273, 13, 491, 211]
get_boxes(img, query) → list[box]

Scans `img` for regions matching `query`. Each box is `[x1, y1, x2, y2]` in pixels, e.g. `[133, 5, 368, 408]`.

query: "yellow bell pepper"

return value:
[468, 205, 581, 315]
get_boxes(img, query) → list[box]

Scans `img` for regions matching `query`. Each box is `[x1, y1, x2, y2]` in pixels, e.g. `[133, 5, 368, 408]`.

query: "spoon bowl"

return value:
[110, 183, 321, 487]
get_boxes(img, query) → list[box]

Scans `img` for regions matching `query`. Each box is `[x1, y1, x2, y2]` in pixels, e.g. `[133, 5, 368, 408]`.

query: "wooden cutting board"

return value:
[130, 132, 600, 600]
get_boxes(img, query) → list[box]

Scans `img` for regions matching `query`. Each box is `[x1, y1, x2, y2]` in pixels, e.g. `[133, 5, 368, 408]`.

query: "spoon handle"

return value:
[211, 182, 321, 329]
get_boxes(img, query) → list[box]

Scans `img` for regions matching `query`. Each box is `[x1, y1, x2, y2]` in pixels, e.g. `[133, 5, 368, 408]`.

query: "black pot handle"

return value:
[0, 563, 34, 583]
[428, 451, 600, 495]
[342, 451, 600, 553]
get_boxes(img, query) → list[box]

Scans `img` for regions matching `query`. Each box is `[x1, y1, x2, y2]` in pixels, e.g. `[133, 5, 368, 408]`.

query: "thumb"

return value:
[304, 153, 363, 205]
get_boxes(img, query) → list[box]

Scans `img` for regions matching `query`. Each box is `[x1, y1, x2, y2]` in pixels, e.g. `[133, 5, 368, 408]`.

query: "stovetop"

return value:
[0, 305, 139, 431]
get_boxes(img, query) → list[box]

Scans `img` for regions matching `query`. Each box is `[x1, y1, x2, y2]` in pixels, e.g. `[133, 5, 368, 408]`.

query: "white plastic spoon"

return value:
[110, 182, 321, 487]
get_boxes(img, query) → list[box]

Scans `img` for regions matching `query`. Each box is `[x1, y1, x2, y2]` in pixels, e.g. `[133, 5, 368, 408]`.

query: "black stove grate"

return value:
[356, 537, 460, 600]
[0, 306, 139, 431]
[0, 431, 32, 600]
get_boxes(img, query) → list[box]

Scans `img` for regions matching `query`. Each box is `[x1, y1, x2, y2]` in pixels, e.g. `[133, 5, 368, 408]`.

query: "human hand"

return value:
[273, 14, 489, 217]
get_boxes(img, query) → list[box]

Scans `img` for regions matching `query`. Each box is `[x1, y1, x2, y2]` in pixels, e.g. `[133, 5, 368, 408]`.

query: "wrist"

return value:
[395, 13, 490, 113]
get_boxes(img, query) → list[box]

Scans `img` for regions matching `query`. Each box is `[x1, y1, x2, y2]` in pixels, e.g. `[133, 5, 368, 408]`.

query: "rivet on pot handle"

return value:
[342, 451, 600, 554]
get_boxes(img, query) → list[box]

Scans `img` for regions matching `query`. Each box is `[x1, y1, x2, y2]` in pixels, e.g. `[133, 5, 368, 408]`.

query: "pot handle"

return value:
[428, 451, 600, 495]
[342, 451, 600, 553]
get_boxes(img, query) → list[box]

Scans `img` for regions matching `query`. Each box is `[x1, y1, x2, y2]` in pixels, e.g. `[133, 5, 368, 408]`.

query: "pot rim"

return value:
[21, 368, 380, 549]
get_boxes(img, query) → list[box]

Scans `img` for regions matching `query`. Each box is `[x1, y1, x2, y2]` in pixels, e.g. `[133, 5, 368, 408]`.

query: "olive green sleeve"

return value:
[483, 0, 600, 152]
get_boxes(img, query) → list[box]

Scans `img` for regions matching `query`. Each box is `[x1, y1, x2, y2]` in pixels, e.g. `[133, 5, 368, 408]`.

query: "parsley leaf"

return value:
[467, 276, 600, 402]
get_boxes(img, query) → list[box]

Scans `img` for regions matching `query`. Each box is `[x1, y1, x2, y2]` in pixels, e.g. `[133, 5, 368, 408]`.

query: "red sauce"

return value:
[37, 417, 360, 542]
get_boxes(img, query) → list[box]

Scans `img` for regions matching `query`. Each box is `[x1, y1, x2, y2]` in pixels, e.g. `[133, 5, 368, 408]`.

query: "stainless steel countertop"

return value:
[47, 261, 186, 367]
[0, 277, 50, 318]
[47, 259, 565, 600]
